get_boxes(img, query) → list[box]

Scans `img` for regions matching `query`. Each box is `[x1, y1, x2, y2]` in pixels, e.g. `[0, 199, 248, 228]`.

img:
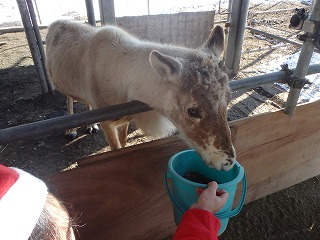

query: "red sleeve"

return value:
[173, 208, 220, 240]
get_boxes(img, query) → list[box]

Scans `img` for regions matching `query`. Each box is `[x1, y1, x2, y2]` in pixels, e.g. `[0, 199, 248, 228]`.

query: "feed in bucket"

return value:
[183, 171, 214, 184]
[164, 149, 246, 235]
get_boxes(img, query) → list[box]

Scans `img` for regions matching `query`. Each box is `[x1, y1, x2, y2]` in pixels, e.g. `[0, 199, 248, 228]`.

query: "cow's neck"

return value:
[125, 44, 180, 117]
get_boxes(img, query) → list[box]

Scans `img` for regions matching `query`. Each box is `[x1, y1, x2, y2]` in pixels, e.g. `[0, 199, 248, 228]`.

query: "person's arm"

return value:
[173, 208, 220, 240]
[173, 181, 228, 240]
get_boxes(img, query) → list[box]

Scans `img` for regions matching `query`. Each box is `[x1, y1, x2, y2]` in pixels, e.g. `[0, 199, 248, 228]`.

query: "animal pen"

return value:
[1, 0, 320, 239]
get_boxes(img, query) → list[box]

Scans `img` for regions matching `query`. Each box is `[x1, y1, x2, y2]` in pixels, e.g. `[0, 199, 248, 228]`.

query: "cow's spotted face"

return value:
[149, 26, 235, 171]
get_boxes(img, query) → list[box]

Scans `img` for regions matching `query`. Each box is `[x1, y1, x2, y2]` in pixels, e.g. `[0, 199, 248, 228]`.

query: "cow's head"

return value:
[149, 26, 235, 171]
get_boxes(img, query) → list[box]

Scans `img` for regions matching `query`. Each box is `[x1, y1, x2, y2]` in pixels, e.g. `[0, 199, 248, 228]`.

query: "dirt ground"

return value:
[1, 1, 320, 239]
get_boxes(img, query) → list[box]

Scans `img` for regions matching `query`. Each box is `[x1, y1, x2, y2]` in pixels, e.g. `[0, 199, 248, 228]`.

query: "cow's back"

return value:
[46, 20, 96, 103]
[45, 20, 179, 141]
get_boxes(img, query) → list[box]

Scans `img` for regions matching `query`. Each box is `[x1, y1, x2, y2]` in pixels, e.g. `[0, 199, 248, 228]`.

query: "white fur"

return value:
[46, 20, 235, 170]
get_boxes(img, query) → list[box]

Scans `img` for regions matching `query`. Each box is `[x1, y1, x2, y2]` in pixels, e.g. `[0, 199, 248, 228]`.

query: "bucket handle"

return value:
[164, 171, 247, 220]
[215, 171, 246, 219]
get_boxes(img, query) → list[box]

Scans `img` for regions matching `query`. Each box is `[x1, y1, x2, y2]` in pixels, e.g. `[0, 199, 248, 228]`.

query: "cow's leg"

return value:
[100, 121, 121, 150]
[117, 122, 129, 148]
[85, 104, 99, 134]
[65, 96, 78, 139]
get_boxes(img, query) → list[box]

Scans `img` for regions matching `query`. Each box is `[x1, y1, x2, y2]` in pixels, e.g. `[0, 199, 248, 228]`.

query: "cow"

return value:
[46, 20, 235, 170]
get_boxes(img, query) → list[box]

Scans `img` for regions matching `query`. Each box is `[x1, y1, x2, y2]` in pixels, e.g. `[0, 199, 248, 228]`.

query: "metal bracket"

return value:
[281, 64, 312, 89]
[288, 76, 311, 88]
[297, 33, 312, 42]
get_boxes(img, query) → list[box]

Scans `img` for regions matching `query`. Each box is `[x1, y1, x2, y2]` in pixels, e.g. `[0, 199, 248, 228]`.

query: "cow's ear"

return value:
[202, 25, 224, 57]
[149, 50, 182, 82]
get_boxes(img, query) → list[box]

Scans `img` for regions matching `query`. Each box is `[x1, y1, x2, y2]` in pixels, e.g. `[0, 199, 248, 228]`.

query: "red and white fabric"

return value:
[0, 165, 48, 240]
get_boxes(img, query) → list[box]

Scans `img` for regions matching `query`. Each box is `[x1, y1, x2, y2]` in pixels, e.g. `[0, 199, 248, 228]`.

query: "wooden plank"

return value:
[46, 100, 320, 239]
[230, 100, 320, 203]
[77, 135, 182, 166]
[47, 137, 189, 240]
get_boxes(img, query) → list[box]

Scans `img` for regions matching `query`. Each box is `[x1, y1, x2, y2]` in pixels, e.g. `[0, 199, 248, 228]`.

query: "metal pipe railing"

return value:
[1, 63, 319, 145]
[85, 0, 96, 26]
[224, 0, 250, 75]
[284, 0, 320, 115]
[232, 0, 250, 74]
[0, 101, 152, 145]
[26, 0, 53, 93]
[230, 63, 320, 91]
[98, 0, 116, 25]
[16, 0, 48, 94]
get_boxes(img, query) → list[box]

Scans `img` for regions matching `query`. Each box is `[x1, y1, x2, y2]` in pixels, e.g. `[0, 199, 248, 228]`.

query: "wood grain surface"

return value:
[47, 100, 320, 240]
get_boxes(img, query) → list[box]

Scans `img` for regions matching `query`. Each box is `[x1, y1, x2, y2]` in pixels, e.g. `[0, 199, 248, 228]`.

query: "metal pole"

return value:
[284, 0, 320, 115]
[0, 101, 152, 145]
[16, 0, 48, 93]
[98, 0, 116, 25]
[232, 0, 250, 74]
[1, 63, 320, 145]
[229, 63, 320, 91]
[85, 0, 96, 26]
[0, 25, 46, 34]
[26, 0, 54, 93]
[224, 0, 241, 73]
[32, 0, 42, 24]
[224, 0, 250, 76]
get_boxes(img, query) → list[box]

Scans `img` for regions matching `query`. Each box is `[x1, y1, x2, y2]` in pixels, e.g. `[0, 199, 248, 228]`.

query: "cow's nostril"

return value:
[225, 149, 235, 159]
[223, 158, 233, 166]
[225, 158, 234, 166]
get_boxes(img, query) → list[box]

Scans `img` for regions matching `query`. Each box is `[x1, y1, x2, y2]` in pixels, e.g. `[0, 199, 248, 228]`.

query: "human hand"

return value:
[191, 181, 228, 213]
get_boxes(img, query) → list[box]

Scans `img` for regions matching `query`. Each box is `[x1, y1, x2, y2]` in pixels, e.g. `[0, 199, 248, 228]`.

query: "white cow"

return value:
[46, 20, 235, 170]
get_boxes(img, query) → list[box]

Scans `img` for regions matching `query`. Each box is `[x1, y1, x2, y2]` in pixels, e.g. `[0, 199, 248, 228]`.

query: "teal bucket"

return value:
[164, 149, 246, 235]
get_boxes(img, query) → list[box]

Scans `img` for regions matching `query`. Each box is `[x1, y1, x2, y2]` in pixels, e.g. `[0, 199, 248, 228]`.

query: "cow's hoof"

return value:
[65, 132, 77, 140]
[92, 125, 99, 133]
[86, 125, 99, 134]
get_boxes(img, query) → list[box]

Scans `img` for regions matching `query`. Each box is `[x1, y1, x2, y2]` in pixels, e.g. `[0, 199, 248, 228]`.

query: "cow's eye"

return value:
[187, 107, 201, 119]
[199, 69, 210, 79]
